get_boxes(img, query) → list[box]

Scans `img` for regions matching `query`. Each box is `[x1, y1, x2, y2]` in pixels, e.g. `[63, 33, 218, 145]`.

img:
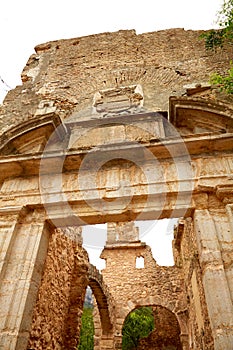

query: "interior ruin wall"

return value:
[27, 227, 89, 350]
[100, 241, 187, 344]
[137, 306, 182, 350]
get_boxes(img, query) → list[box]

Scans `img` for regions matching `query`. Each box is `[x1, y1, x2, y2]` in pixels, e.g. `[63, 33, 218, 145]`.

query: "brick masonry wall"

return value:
[0, 29, 232, 135]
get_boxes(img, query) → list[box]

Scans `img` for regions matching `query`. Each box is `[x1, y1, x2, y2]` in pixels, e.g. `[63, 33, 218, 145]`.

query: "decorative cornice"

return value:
[216, 184, 233, 203]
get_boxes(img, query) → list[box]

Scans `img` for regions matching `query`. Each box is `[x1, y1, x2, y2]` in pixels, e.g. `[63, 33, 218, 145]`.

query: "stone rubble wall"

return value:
[101, 242, 187, 343]
[27, 226, 89, 350]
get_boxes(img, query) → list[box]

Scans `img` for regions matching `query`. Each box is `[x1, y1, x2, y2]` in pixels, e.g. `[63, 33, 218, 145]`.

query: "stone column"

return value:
[112, 321, 123, 350]
[0, 206, 49, 350]
[194, 209, 233, 349]
[97, 335, 114, 349]
[223, 204, 233, 301]
[0, 207, 21, 285]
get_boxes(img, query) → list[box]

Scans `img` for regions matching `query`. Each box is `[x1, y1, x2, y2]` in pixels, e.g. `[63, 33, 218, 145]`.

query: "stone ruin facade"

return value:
[0, 28, 233, 349]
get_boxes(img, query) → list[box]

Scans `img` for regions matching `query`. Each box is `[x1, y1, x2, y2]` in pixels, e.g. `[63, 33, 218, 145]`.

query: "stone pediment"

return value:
[169, 96, 233, 135]
[0, 113, 66, 156]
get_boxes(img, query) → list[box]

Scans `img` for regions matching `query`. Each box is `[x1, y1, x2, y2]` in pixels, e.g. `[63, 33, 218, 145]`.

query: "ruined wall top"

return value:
[0, 28, 232, 138]
[106, 222, 140, 245]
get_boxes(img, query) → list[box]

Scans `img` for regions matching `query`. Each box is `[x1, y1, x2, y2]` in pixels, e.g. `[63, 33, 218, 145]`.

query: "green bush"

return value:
[210, 62, 233, 94]
[201, 0, 233, 50]
[200, 0, 233, 94]
[122, 307, 155, 350]
[78, 307, 94, 350]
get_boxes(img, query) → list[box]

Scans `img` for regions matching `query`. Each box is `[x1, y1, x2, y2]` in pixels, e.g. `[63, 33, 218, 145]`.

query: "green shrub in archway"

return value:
[122, 306, 155, 350]
[78, 307, 94, 350]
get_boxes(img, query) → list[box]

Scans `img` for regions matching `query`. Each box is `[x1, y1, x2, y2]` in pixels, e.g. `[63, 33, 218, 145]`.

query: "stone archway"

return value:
[116, 294, 188, 350]
[141, 305, 182, 350]
[122, 305, 182, 350]
[88, 265, 114, 349]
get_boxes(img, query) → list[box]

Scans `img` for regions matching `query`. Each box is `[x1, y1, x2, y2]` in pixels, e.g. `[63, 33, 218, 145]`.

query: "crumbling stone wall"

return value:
[101, 242, 186, 314]
[100, 223, 187, 348]
[1, 28, 232, 137]
[28, 227, 89, 350]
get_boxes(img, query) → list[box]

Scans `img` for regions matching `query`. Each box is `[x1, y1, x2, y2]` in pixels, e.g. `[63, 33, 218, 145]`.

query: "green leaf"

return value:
[122, 307, 155, 350]
[210, 62, 233, 94]
[200, 0, 233, 50]
[200, 0, 233, 95]
[78, 307, 94, 350]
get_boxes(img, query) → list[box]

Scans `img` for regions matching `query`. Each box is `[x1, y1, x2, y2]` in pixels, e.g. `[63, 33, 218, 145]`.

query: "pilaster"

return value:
[194, 206, 233, 349]
[0, 206, 49, 350]
[216, 185, 233, 303]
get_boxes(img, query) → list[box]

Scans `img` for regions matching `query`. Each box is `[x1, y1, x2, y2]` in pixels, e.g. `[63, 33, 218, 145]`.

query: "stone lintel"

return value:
[0, 132, 233, 180]
[35, 192, 194, 225]
[66, 110, 161, 128]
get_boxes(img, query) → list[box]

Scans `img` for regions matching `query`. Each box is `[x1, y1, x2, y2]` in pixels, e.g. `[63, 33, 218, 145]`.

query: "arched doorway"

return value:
[122, 305, 182, 350]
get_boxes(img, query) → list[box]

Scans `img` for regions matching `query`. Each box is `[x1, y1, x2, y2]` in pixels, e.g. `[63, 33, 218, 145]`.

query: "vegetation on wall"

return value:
[201, 0, 233, 94]
[201, 0, 233, 50]
[210, 61, 233, 94]
[122, 307, 155, 350]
